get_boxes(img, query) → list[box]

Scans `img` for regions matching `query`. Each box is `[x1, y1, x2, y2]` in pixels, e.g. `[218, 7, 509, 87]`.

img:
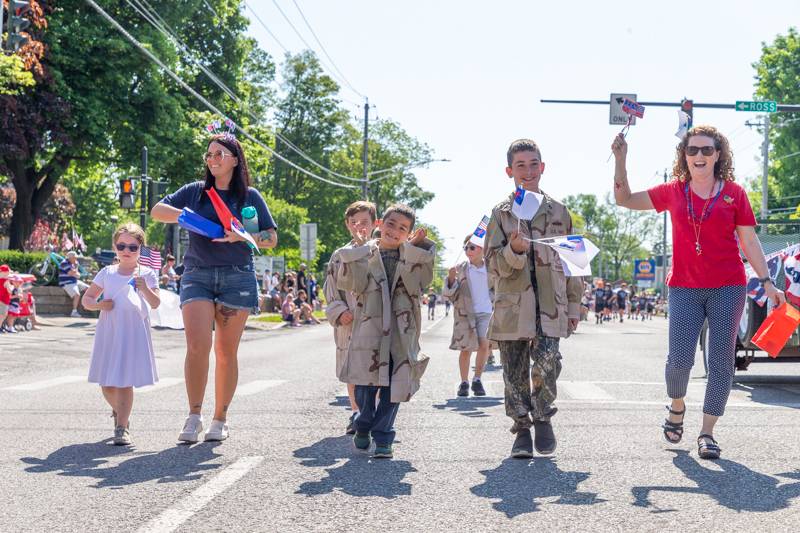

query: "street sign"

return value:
[736, 100, 777, 113]
[634, 259, 656, 281]
[299, 223, 317, 261]
[610, 93, 637, 125]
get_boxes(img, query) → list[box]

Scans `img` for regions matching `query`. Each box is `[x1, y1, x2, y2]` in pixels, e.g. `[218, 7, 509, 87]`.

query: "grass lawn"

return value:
[251, 310, 326, 323]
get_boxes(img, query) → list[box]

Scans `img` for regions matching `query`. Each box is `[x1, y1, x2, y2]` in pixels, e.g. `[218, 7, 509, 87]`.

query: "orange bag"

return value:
[751, 303, 800, 358]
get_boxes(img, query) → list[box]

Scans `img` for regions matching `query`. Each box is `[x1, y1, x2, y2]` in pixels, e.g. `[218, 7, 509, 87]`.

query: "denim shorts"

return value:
[179, 264, 259, 314]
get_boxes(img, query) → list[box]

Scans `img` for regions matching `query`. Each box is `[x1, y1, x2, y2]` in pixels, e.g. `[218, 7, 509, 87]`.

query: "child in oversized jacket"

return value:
[336, 203, 435, 459]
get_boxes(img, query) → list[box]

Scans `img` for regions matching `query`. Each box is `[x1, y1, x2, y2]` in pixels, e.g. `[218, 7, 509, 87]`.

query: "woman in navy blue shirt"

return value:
[151, 134, 277, 443]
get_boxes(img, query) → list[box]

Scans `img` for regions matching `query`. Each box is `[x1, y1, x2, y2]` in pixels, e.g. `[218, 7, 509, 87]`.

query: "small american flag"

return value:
[139, 246, 162, 271]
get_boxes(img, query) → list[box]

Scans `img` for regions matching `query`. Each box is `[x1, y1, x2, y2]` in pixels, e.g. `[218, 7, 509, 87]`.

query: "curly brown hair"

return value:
[672, 125, 735, 182]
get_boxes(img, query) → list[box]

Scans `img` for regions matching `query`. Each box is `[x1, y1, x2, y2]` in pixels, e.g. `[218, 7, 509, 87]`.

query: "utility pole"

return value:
[761, 114, 771, 222]
[140, 146, 149, 229]
[361, 99, 370, 200]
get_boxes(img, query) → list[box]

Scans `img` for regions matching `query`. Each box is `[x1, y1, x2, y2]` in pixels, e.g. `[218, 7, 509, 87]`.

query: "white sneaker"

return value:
[204, 419, 229, 441]
[70, 310, 81, 318]
[178, 415, 204, 443]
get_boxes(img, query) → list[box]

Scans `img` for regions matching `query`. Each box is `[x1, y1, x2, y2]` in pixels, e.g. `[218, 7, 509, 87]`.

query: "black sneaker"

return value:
[471, 379, 486, 396]
[533, 419, 557, 454]
[457, 381, 469, 397]
[487, 354, 496, 366]
[346, 412, 357, 435]
[511, 429, 533, 459]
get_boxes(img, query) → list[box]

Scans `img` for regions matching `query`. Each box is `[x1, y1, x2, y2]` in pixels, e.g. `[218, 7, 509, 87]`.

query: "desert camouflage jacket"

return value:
[442, 260, 492, 351]
[323, 241, 358, 377]
[484, 191, 582, 340]
[336, 238, 435, 402]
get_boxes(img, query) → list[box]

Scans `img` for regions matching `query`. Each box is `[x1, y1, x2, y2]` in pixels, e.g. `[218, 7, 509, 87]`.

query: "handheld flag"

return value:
[511, 186, 543, 221]
[784, 252, 800, 307]
[230, 217, 261, 254]
[469, 215, 490, 247]
[534, 235, 600, 277]
[675, 109, 690, 139]
[622, 98, 645, 119]
[178, 208, 225, 239]
[139, 246, 162, 271]
[206, 187, 235, 230]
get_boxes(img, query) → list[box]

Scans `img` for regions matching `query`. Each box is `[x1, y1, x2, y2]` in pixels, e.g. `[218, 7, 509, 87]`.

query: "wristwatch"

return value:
[758, 277, 773, 286]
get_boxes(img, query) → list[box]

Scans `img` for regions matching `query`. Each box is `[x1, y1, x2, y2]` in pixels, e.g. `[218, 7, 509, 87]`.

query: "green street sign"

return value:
[736, 100, 777, 113]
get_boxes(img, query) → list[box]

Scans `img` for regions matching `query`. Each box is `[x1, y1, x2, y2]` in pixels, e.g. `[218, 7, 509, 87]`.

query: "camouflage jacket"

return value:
[442, 260, 491, 351]
[484, 191, 582, 340]
[323, 241, 358, 377]
[336, 238, 435, 402]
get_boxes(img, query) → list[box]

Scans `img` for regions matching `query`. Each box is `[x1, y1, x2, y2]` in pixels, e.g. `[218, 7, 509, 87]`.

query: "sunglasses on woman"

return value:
[203, 150, 234, 162]
[115, 243, 140, 252]
[686, 145, 717, 156]
[464, 244, 479, 251]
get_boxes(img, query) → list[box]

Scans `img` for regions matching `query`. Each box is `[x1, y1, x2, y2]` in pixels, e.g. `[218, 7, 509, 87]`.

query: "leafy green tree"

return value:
[753, 28, 800, 223]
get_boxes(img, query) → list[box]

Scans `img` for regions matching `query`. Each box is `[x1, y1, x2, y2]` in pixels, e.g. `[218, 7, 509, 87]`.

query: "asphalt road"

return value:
[2, 310, 800, 532]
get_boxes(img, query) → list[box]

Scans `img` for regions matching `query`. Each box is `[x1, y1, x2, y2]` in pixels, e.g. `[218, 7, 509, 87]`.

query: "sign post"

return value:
[299, 223, 317, 261]
[634, 258, 656, 287]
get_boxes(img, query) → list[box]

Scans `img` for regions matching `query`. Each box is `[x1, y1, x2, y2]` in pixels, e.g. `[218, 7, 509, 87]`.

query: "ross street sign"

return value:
[299, 223, 317, 261]
[736, 100, 777, 113]
[610, 93, 637, 125]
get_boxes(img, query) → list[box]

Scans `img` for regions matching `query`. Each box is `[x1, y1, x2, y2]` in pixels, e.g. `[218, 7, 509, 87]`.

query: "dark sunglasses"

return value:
[464, 244, 479, 251]
[115, 243, 140, 252]
[686, 145, 716, 156]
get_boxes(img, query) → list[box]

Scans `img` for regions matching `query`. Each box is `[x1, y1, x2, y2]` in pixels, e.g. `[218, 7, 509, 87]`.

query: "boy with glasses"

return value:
[444, 235, 494, 397]
[484, 139, 582, 458]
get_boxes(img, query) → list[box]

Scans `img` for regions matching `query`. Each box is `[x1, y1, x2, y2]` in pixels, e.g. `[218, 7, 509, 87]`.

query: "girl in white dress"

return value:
[81, 223, 161, 446]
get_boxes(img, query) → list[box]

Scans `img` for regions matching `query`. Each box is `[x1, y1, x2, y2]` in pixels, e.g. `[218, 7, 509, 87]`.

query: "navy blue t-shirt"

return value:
[161, 181, 277, 267]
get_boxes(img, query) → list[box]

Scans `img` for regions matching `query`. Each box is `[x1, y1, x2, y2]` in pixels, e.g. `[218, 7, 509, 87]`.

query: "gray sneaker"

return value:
[179, 415, 204, 443]
[204, 419, 229, 442]
[113, 426, 132, 446]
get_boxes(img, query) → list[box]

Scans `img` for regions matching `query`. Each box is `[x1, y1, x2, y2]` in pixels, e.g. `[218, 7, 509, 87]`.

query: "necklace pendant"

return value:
[695, 241, 702, 255]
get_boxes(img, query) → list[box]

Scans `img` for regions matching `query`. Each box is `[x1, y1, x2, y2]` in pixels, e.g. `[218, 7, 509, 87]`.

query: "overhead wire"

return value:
[127, 0, 368, 183]
[85, 0, 360, 190]
[242, 0, 289, 53]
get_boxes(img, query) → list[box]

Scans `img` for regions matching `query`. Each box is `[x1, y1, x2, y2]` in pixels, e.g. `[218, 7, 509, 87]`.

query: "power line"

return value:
[267, 0, 365, 100]
[85, 0, 360, 190]
[290, 0, 363, 99]
[127, 0, 368, 184]
[242, 0, 288, 54]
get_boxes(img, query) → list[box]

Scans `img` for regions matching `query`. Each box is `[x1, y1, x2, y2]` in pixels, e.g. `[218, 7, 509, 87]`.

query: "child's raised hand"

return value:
[509, 231, 528, 254]
[98, 300, 114, 312]
[408, 228, 427, 246]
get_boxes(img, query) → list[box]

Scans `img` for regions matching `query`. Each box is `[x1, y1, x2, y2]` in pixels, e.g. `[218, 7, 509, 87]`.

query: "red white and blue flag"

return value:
[533, 235, 600, 277]
[138, 246, 162, 271]
[511, 186, 543, 221]
[469, 215, 490, 247]
[622, 98, 645, 118]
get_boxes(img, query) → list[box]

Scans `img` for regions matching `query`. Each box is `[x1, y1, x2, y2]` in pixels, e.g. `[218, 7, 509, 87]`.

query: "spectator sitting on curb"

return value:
[294, 289, 320, 324]
[281, 291, 302, 327]
[59, 251, 89, 317]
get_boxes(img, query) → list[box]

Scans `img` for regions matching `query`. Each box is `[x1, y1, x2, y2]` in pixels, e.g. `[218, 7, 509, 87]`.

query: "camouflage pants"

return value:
[498, 337, 562, 433]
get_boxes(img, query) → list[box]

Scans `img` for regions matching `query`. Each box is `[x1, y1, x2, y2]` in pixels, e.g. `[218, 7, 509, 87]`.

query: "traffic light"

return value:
[5, 0, 31, 52]
[681, 98, 694, 129]
[119, 178, 135, 209]
[147, 181, 169, 210]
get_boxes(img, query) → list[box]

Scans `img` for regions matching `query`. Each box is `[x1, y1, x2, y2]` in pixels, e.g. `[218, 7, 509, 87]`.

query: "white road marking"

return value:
[557, 398, 800, 409]
[422, 314, 447, 334]
[2, 375, 85, 391]
[136, 377, 184, 394]
[137, 456, 264, 533]
[236, 379, 286, 396]
[559, 380, 615, 400]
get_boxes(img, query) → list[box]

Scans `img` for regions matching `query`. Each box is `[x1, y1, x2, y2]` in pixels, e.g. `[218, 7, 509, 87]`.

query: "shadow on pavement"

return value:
[632, 450, 800, 512]
[471, 457, 605, 517]
[431, 397, 503, 418]
[21, 439, 223, 488]
[293, 436, 416, 498]
[328, 395, 352, 408]
[732, 375, 800, 410]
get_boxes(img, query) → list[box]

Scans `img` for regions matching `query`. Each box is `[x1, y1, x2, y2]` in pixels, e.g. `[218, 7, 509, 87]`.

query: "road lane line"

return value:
[2, 375, 85, 391]
[560, 380, 615, 400]
[137, 456, 264, 533]
[236, 379, 287, 396]
[422, 314, 447, 334]
[136, 377, 184, 394]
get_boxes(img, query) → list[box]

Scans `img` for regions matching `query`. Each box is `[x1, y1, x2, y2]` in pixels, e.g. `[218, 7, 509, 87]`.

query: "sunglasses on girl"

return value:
[464, 244, 479, 251]
[686, 145, 717, 156]
[115, 243, 140, 252]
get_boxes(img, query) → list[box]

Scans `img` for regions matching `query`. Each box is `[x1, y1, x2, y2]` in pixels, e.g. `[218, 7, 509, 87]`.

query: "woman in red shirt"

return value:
[611, 125, 784, 460]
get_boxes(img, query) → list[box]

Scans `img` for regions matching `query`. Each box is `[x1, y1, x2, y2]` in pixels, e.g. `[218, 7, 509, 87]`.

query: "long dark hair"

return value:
[202, 134, 252, 207]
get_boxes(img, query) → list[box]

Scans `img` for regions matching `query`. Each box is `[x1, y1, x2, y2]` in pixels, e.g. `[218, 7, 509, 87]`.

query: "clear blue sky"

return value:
[244, 0, 799, 263]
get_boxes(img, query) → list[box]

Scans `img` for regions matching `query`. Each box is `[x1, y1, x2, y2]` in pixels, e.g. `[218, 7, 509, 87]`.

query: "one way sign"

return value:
[610, 93, 638, 125]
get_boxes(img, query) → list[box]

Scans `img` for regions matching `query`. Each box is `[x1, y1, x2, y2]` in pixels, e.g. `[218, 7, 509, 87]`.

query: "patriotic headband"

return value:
[205, 118, 237, 142]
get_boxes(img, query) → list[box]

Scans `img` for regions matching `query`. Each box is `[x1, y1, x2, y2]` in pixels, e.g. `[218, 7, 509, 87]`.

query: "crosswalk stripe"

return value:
[137, 456, 264, 533]
[2, 375, 85, 391]
[137, 377, 184, 394]
[560, 380, 615, 400]
[236, 379, 287, 396]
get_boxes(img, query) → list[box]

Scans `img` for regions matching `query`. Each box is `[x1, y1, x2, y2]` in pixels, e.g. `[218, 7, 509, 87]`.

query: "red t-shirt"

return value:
[648, 179, 756, 288]
[0, 280, 10, 305]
